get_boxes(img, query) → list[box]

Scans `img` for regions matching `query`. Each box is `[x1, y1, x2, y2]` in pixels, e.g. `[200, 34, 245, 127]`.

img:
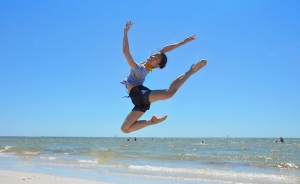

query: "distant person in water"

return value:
[280, 137, 284, 143]
[121, 21, 207, 133]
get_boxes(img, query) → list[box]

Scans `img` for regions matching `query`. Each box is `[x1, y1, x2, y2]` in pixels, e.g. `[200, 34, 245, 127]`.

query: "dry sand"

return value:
[0, 169, 110, 184]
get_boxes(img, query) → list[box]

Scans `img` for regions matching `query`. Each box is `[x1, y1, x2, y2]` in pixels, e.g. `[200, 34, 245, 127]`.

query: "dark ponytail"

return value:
[159, 52, 167, 69]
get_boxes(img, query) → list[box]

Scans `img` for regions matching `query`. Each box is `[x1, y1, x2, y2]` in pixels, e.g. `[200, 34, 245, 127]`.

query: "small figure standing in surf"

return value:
[121, 21, 207, 133]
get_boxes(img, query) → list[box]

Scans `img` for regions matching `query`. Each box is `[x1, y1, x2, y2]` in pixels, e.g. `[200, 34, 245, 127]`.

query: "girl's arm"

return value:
[123, 21, 136, 70]
[160, 35, 196, 53]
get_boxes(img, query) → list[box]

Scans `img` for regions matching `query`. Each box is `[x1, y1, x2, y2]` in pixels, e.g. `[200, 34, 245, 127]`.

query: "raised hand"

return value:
[183, 35, 196, 44]
[124, 21, 134, 32]
[160, 35, 197, 53]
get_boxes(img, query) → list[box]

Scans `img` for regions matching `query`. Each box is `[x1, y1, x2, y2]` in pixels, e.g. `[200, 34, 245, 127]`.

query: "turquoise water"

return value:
[0, 137, 299, 183]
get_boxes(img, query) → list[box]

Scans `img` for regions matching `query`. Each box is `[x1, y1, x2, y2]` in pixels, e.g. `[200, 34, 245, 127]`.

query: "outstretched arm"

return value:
[159, 35, 196, 53]
[123, 21, 136, 70]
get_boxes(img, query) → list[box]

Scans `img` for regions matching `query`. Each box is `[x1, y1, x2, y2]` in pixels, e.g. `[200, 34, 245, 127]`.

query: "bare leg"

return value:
[149, 59, 207, 103]
[121, 59, 206, 133]
[121, 111, 167, 133]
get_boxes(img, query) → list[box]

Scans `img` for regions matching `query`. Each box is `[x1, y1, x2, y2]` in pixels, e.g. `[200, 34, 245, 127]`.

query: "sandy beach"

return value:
[0, 169, 110, 184]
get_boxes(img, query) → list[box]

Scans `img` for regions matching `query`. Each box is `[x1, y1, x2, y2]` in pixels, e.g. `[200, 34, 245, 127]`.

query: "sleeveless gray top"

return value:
[121, 63, 149, 86]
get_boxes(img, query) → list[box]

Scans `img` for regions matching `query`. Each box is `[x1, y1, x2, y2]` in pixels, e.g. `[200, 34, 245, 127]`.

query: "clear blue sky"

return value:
[0, 0, 299, 138]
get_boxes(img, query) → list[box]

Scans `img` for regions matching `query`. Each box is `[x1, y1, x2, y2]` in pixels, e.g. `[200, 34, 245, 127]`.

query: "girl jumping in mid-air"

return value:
[121, 21, 207, 133]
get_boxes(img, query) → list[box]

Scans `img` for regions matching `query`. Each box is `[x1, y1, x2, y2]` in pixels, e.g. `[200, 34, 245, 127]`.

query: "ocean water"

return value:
[0, 137, 299, 184]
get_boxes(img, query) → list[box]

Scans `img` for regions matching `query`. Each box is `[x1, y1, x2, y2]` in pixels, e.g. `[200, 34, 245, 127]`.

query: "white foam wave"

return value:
[0, 146, 14, 153]
[283, 162, 299, 169]
[184, 154, 200, 158]
[77, 159, 97, 164]
[129, 165, 293, 182]
[40, 156, 57, 160]
[5, 146, 14, 150]
[23, 151, 40, 155]
[105, 170, 252, 184]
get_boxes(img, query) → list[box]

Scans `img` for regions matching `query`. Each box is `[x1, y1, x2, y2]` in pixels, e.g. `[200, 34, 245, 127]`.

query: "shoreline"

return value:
[1, 137, 299, 184]
[0, 169, 110, 184]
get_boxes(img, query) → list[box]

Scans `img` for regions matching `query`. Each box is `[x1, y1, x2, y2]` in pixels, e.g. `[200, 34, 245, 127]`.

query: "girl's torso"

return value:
[121, 63, 150, 93]
[126, 84, 135, 94]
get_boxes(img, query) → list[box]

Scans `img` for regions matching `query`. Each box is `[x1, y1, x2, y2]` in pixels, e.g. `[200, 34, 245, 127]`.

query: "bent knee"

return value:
[121, 126, 130, 134]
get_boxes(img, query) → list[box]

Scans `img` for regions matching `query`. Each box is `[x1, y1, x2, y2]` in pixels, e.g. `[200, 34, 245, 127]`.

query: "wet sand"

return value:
[0, 169, 110, 184]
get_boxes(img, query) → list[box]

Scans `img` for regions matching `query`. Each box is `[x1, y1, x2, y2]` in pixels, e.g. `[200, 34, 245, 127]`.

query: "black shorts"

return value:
[129, 85, 151, 112]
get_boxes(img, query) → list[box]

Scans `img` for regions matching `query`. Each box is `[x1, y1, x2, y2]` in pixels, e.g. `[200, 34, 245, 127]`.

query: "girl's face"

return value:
[146, 52, 162, 68]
